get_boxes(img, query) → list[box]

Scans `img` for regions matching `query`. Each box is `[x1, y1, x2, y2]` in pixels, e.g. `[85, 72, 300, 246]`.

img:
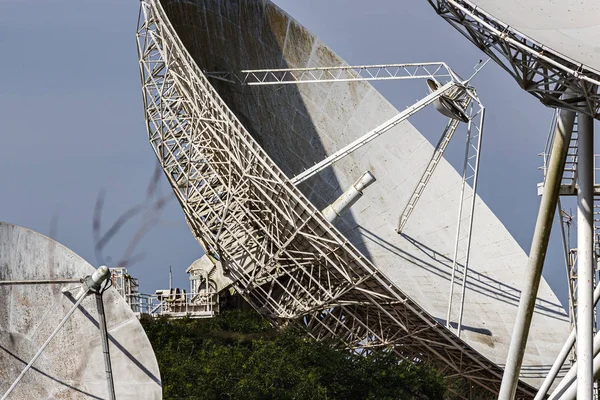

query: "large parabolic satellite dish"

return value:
[0, 222, 162, 399]
[429, 1, 600, 398]
[429, 0, 600, 116]
[136, 0, 570, 397]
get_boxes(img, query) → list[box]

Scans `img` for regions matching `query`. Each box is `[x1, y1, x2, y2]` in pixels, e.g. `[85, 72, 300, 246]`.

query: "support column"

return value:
[96, 293, 116, 400]
[498, 103, 575, 399]
[577, 112, 594, 400]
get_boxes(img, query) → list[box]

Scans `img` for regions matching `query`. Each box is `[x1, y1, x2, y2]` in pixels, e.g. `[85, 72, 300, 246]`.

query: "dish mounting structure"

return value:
[428, 0, 600, 117]
[429, 0, 600, 398]
[136, 0, 533, 397]
[204, 62, 485, 337]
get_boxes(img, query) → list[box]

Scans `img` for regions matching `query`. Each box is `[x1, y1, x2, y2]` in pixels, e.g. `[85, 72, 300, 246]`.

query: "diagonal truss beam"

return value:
[291, 81, 458, 185]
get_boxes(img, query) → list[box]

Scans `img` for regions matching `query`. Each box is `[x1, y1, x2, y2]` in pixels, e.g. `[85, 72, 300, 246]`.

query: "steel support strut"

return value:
[551, 113, 598, 400]
[445, 103, 484, 337]
[551, 335, 600, 399]
[499, 100, 576, 399]
[535, 281, 600, 399]
[290, 81, 457, 185]
[576, 112, 595, 400]
[397, 113, 464, 232]
[96, 293, 116, 400]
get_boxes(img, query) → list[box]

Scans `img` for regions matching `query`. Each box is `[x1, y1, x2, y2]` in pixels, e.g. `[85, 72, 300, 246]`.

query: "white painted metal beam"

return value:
[535, 281, 600, 399]
[205, 62, 461, 85]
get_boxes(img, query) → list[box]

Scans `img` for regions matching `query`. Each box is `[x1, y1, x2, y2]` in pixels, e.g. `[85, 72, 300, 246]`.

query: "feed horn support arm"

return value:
[290, 81, 458, 185]
[205, 62, 462, 85]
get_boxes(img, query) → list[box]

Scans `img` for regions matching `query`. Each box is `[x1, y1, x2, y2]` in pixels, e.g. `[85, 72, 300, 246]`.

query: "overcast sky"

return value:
[0, 0, 581, 306]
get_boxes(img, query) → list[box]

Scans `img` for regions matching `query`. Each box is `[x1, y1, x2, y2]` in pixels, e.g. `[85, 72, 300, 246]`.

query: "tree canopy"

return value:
[142, 310, 447, 399]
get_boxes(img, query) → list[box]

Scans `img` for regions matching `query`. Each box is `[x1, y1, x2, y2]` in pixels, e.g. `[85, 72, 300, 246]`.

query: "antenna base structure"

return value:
[428, 0, 600, 397]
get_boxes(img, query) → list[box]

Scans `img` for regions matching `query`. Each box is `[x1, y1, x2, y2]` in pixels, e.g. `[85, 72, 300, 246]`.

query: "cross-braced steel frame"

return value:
[207, 63, 486, 337]
[204, 63, 462, 85]
[428, 0, 600, 118]
[136, 1, 537, 397]
[446, 100, 484, 337]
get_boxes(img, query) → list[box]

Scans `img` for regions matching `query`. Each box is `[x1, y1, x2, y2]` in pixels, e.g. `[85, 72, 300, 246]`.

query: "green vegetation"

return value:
[142, 310, 447, 399]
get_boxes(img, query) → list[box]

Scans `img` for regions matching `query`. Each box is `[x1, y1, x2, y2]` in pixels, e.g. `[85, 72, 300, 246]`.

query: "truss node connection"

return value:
[137, 0, 535, 397]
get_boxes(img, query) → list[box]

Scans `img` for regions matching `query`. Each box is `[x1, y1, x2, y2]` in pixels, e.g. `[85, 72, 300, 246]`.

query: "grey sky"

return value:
[0, 0, 574, 306]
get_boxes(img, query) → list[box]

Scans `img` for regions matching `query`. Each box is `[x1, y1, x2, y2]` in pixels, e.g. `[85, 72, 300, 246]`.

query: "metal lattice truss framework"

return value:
[207, 59, 487, 341]
[136, 1, 536, 398]
[207, 62, 486, 337]
[446, 100, 484, 337]
[204, 63, 462, 85]
[428, 0, 600, 118]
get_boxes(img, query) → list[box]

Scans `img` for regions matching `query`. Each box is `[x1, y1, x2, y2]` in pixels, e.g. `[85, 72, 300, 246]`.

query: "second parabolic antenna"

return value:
[0, 222, 161, 399]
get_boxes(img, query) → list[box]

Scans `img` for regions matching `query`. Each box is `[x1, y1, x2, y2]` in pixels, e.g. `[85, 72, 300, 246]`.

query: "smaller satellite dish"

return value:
[0, 222, 162, 399]
[427, 78, 469, 123]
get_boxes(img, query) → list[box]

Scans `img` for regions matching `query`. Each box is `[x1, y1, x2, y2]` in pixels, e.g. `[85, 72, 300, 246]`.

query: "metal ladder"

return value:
[563, 116, 579, 190]
[539, 110, 578, 188]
